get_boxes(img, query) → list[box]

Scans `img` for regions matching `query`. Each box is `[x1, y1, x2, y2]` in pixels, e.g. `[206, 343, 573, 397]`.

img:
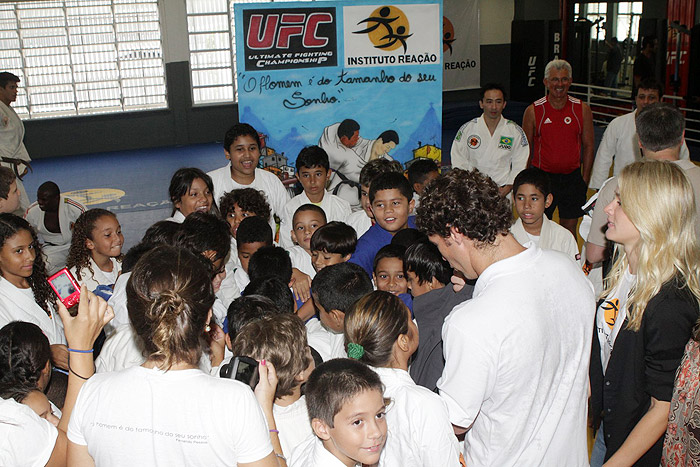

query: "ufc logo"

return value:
[247, 12, 333, 49]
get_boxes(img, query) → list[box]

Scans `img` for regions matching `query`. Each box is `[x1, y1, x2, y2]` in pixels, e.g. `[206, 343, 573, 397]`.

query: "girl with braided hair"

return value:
[66, 208, 123, 292]
[0, 213, 68, 370]
[344, 290, 461, 467]
[67, 245, 285, 466]
[0, 321, 60, 425]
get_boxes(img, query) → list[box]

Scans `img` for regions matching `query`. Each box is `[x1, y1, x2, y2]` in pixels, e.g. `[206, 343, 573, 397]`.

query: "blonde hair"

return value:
[602, 161, 700, 331]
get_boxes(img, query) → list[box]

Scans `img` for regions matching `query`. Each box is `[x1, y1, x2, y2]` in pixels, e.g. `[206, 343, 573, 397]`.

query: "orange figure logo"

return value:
[443, 16, 455, 54]
[354, 6, 412, 53]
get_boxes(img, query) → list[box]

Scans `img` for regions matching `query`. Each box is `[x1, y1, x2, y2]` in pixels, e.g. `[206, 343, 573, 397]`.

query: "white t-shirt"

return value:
[279, 191, 352, 249]
[596, 268, 635, 372]
[524, 231, 540, 246]
[439, 245, 594, 467]
[95, 323, 146, 373]
[373, 367, 461, 467]
[208, 165, 290, 233]
[68, 366, 273, 466]
[95, 324, 215, 374]
[274, 395, 313, 458]
[305, 317, 346, 362]
[290, 435, 350, 467]
[0, 396, 58, 467]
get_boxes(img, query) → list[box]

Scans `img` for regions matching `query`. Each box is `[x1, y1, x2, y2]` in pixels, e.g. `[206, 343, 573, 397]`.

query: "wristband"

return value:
[269, 429, 279, 434]
[68, 361, 92, 380]
[68, 348, 94, 353]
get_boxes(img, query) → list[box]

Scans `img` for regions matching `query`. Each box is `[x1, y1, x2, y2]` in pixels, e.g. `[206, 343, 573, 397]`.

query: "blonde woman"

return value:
[589, 161, 700, 467]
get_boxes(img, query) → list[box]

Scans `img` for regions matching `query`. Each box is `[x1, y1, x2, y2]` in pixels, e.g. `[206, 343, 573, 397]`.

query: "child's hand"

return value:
[50, 344, 69, 370]
[254, 359, 278, 411]
[207, 323, 226, 368]
[289, 268, 311, 302]
[296, 299, 315, 321]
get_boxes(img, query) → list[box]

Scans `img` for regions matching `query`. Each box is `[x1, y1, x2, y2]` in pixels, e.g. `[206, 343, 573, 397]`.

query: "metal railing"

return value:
[569, 83, 700, 146]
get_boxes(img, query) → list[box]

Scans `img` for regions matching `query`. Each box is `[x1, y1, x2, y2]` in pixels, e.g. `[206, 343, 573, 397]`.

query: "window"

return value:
[574, 2, 607, 41]
[616, 2, 642, 42]
[186, 0, 314, 105]
[0, 0, 167, 119]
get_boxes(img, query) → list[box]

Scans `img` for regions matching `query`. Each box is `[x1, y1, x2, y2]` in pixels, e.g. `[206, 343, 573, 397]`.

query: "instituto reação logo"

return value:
[353, 6, 412, 53]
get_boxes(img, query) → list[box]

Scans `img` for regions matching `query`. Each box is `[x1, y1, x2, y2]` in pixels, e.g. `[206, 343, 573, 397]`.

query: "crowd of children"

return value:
[3, 108, 700, 467]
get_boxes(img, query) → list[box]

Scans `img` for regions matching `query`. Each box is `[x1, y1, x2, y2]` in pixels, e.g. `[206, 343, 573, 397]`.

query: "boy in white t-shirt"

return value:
[510, 167, 579, 261]
[280, 146, 351, 248]
[232, 313, 315, 459]
[290, 358, 387, 467]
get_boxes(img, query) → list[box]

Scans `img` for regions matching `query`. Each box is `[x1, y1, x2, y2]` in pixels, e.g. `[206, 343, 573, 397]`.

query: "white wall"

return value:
[479, 0, 514, 45]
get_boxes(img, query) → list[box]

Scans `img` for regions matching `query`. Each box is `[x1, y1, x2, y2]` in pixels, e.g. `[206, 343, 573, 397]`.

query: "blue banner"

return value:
[235, 0, 443, 194]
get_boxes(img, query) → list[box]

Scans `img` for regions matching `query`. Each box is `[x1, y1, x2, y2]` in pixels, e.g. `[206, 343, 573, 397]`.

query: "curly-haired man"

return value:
[416, 168, 595, 466]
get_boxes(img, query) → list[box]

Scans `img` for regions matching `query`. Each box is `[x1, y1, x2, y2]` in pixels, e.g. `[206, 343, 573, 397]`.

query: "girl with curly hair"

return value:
[0, 213, 68, 369]
[67, 208, 123, 292]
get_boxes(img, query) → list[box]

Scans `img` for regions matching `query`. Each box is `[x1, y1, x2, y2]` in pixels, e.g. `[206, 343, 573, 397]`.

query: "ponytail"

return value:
[127, 246, 214, 369]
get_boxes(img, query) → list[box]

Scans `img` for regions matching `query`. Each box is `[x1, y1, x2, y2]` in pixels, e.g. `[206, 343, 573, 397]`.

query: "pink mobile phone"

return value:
[47, 268, 80, 315]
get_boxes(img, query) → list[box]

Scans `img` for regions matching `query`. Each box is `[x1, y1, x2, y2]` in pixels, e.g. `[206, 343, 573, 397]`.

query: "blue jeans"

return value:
[590, 423, 607, 467]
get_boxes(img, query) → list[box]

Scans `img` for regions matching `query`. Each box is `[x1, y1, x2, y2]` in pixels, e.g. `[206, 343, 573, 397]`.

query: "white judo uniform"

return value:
[451, 115, 529, 187]
[373, 367, 462, 467]
[305, 317, 346, 362]
[0, 101, 31, 211]
[287, 245, 315, 279]
[290, 435, 348, 467]
[589, 110, 690, 189]
[279, 191, 351, 249]
[0, 278, 65, 345]
[510, 216, 579, 262]
[162, 209, 186, 223]
[346, 210, 372, 238]
[207, 165, 289, 235]
[70, 257, 121, 293]
[318, 122, 393, 207]
[25, 195, 85, 274]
